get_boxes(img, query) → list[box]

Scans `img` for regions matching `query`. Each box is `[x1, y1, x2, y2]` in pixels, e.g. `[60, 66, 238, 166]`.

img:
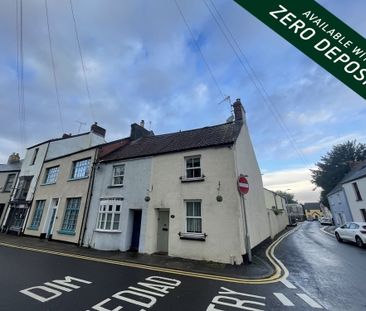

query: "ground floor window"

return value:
[29, 200, 45, 229]
[60, 198, 81, 234]
[97, 199, 122, 231]
[186, 201, 202, 233]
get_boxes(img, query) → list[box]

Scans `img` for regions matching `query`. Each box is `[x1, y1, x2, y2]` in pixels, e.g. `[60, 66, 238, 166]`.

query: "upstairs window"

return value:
[112, 165, 125, 186]
[44, 166, 60, 184]
[30, 148, 39, 165]
[186, 201, 202, 233]
[3, 173, 16, 192]
[71, 158, 90, 179]
[352, 182, 362, 201]
[186, 156, 201, 179]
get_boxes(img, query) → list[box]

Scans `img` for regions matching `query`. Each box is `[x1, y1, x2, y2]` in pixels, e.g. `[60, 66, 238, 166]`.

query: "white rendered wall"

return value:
[343, 178, 366, 222]
[233, 121, 271, 249]
[145, 146, 244, 264]
[83, 157, 152, 252]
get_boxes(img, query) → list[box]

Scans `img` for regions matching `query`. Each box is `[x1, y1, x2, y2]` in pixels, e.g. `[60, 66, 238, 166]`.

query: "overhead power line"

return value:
[45, 0, 64, 133]
[204, 0, 310, 167]
[16, 0, 26, 148]
[174, 0, 226, 101]
[69, 0, 95, 122]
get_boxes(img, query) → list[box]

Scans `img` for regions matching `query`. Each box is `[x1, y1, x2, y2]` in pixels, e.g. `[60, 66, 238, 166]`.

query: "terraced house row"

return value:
[0, 99, 289, 264]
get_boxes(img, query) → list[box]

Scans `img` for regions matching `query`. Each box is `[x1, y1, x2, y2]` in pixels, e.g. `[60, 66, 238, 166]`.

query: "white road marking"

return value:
[273, 293, 294, 306]
[319, 227, 335, 237]
[281, 279, 297, 289]
[297, 293, 323, 309]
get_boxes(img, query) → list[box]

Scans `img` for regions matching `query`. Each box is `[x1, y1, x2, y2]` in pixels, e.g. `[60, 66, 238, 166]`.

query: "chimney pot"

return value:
[140, 120, 145, 128]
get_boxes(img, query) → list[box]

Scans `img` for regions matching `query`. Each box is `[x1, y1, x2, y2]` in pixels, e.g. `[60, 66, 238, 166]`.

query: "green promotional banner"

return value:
[234, 0, 366, 100]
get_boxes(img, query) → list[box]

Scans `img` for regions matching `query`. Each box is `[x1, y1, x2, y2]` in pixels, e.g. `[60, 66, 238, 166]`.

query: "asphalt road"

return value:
[275, 221, 366, 311]
[1, 222, 363, 310]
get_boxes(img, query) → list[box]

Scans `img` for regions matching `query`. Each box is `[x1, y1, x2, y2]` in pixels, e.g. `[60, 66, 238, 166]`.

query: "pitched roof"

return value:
[101, 122, 242, 162]
[328, 160, 366, 196]
[341, 160, 366, 184]
[303, 202, 321, 210]
[0, 160, 23, 172]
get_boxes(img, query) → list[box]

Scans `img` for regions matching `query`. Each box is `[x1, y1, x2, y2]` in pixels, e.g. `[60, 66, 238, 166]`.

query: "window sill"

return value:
[40, 182, 57, 186]
[180, 176, 205, 183]
[27, 227, 39, 231]
[57, 230, 76, 236]
[68, 176, 89, 182]
[2, 190, 11, 193]
[108, 185, 124, 188]
[94, 229, 121, 233]
[178, 232, 207, 241]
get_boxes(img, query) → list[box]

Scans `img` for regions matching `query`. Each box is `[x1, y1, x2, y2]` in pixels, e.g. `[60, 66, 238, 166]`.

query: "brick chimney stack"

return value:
[90, 122, 106, 138]
[233, 98, 246, 122]
[8, 152, 20, 164]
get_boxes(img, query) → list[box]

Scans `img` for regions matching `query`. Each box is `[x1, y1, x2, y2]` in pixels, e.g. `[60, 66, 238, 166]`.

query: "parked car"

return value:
[335, 222, 366, 248]
[320, 217, 333, 225]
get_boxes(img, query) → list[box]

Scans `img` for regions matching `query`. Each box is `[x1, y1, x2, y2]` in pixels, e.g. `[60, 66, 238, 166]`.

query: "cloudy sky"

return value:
[0, 0, 365, 203]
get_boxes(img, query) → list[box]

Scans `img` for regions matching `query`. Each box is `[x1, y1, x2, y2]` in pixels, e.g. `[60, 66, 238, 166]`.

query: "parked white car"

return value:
[320, 217, 333, 225]
[335, 222, 366, 248]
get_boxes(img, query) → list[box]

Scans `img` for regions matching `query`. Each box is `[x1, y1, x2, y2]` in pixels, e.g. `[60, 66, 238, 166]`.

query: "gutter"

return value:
[78, 148, 98, 246]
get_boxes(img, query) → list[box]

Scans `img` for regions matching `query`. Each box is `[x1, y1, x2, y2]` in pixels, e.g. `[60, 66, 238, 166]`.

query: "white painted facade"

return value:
[83, 157, 152, 252]
[3, 129, 106, 233]
[264, 189, 289, 238]
[343, 177, 366, 222]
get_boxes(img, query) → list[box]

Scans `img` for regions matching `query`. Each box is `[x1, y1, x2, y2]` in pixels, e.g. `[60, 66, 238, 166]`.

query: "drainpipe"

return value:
[78, 148, 98, 246]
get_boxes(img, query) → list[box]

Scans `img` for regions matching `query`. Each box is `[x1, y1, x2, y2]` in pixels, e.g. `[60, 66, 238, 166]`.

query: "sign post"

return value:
[237, 175, 252, 263]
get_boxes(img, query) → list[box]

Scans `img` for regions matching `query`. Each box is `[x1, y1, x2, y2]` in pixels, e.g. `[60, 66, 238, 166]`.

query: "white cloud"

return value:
[263, 166, 321, 203]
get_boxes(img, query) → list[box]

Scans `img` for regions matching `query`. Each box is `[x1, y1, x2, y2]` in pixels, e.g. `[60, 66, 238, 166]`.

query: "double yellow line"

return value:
[0, 227, 298, 285]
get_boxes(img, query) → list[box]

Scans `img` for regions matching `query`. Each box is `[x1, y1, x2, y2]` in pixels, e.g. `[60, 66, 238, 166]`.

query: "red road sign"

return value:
[238, 175, 249, 194]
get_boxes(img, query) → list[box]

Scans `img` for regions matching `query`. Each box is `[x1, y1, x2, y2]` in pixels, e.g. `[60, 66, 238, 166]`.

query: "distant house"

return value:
[328, 183, 353, 226]
[0, 153, 22, 227]
[339, 161, 366, 222]
[327, 161, 366, 225]
[1, 123, 106, 235]
[303, 202, 323, 220]
[83, 99, 271, 264]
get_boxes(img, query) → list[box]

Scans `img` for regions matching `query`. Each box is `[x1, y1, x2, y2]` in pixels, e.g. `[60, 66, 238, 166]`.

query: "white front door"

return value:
[44, 198, 59, 238]
[157, 211, 169, 253]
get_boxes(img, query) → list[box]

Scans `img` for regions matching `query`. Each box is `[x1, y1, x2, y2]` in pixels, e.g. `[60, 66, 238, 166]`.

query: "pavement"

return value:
[0, 228, 292, 280]
[321, 225, 336, 234]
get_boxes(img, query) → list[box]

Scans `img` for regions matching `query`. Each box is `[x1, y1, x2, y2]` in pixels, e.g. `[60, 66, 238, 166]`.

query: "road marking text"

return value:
[206, 287, 266, 311]
[90, 275, 181, 311]
[20, 276, 92, 302]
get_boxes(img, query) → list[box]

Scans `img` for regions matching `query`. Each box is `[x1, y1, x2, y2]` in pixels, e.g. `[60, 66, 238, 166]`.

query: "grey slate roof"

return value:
[341, 160, 366, 184]
[0, 160, 23, 172]
[303, 202, 321, 211]
[328, 160, 366, 196]
[101, 122, 242, 162]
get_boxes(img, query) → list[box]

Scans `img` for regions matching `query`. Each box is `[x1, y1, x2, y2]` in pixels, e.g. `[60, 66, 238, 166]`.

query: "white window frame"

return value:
[70, 158, 91, 180]
[112, 164, 125, 186]
[96, 199, 122, 232]
[185, 156, 202, 180]
[44, 166, 60, 184]
[185, 200, 202, 233]
[3, 173, 16, 192]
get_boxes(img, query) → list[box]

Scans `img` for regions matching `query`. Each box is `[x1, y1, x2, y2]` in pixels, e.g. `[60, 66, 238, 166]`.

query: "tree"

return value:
[311, 140, 366, 206]
[275, 191, 297, 204]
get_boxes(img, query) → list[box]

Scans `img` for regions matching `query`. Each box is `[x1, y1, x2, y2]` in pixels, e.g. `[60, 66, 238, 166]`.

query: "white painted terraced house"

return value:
[83, 99, 270, 264]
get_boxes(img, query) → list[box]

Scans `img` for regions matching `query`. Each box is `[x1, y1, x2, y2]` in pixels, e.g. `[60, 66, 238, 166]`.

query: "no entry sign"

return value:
[238, 175, 249, 194]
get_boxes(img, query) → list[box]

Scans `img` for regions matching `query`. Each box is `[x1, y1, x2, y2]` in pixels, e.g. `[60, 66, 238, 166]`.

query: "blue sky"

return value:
[0, 0, 365, 202]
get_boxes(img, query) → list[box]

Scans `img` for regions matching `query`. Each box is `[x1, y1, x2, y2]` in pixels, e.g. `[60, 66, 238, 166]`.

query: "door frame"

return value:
[42, 198, 59, 239]
[157, 209, 170, 254]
